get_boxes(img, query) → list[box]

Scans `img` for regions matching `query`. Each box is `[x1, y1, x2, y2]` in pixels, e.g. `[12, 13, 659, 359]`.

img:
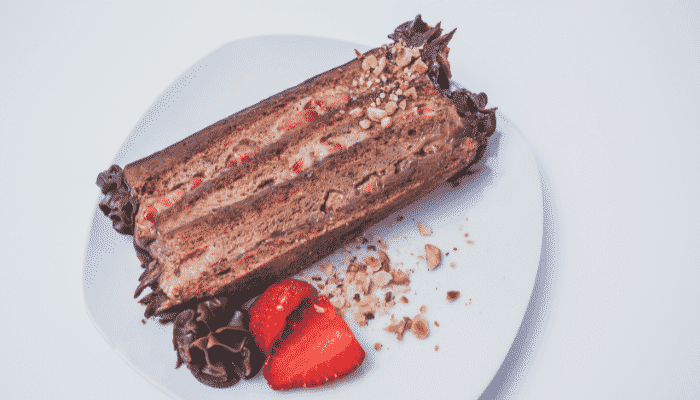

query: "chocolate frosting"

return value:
[389, 14, 497, 139]
[172, 297, 264, 388]
[95, 165, 138, 235]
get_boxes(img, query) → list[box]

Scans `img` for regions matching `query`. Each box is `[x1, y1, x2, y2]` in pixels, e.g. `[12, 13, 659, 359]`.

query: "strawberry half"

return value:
[249, 279, 317, 356]
[262, 296, 366, 390]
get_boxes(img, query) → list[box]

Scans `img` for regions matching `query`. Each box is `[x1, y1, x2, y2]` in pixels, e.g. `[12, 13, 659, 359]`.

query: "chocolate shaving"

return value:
[172, 297, 264, 388]
[96, 165, 138, 235]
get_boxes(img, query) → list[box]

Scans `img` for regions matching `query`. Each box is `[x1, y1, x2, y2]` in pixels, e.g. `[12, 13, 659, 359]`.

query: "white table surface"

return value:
[1, 1, 698, 399]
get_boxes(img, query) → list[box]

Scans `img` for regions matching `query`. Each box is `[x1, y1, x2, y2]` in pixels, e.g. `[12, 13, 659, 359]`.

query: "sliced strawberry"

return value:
[248, 279, 317, 356]
[262, 296, 366, 390]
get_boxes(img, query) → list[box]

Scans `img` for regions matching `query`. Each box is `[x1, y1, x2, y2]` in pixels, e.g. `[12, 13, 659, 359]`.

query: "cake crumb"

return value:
[467, 240, 474, 244]
[435, 345, 439, 351]
[374, 342, 383, 351]
[410, 314, 429, 339]
[434, 321, 440, 327]
[399, 296, 409, 304]
[447, 290, 460, 301]
[420, 305, 427, 313]
[450, 261, 456, 268]
[141, 319, 147, 325]
[418, 221, 432, 236]
[464, 233, 469, 237]
[425, 244, 442, 270]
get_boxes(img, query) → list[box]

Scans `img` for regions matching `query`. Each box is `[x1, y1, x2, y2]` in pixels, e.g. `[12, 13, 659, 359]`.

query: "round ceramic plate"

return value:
[84, 35, 542, 399]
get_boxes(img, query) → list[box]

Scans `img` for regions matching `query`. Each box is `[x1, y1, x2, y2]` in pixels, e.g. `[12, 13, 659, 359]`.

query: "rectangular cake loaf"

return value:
[96, 15, 497, 318]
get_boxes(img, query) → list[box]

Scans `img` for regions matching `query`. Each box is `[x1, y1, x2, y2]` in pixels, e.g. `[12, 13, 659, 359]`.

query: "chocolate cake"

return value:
[96, 15, 497, 320]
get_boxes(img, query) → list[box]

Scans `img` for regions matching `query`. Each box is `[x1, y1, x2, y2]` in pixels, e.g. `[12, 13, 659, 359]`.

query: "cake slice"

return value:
[96, 15, 497, 318]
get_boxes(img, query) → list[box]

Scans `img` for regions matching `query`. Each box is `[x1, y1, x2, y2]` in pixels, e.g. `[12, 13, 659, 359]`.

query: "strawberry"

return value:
[248, 279, 317, 356]
[262, 296, 366, 390]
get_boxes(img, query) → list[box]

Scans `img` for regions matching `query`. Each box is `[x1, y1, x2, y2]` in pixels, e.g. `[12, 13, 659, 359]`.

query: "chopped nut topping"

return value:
[391, 270, 410, 285]
[330, 295, 345, 309]
[398, 99, 407, 110]
[446, 290, 460, 301]
[377, 249, 390, 270]
[410, 314, 429, 339]
[399, 296, 409, 304]
[395, 48, 413, 67]
[314, 304, 326, 313]
[367, 107, 388, 122]
[362, 55, 377, 71]
[404, 87, 418, 99]
[354, 49, 362, 59]
[372, 270, 392, 288]
[418, 221, 432, 236]
[349, 107, 363, 118]
[425, 244, 442, 270]
[385, 101, 398, 115]
[395, 319, 408, 340]
[381, 116, 392, 129]
[359, 119, 371, 129]
[373, 57, 386, 75]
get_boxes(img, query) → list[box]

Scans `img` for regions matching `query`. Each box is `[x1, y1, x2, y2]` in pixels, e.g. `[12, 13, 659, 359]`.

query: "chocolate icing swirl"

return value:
[95, 165, 138, 235]
[172, 297, 264, 388]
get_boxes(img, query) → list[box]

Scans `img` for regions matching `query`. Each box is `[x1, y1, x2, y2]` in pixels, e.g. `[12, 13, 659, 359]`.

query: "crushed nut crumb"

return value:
[425, 244, 441, 270]
[418, 221, 432, 236]
[410, 314, 429, 339]
[374, 342, 383, 351]
[446, 290, 460, 301]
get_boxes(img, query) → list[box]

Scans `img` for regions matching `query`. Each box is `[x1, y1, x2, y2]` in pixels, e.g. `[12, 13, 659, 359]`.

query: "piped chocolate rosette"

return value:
[95, 14, 496, 389]
[172, 297, 264, 388]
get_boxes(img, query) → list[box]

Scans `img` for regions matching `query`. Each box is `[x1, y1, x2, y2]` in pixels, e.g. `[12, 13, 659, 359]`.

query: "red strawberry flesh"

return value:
[249, 279, 317, 356]
[262, 296, 366, 390]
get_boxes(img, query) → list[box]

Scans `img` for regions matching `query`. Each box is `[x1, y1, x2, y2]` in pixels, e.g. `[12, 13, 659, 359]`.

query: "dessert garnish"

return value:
[172, 297, 264, 388]
[250, 279, 366, 390]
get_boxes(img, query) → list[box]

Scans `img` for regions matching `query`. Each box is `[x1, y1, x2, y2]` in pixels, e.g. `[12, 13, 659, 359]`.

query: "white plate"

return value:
[83, 35, 542, 399]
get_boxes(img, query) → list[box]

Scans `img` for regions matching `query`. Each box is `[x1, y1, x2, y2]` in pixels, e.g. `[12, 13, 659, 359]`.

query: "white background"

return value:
[1, 1, 698, 399]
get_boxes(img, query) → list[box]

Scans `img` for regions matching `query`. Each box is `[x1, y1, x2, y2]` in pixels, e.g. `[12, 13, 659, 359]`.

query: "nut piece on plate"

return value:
[446, 290, 460, 301]
[410, 314, 429, 339]
[418, 221, 432, 236]
[425, 244, 441, 270]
